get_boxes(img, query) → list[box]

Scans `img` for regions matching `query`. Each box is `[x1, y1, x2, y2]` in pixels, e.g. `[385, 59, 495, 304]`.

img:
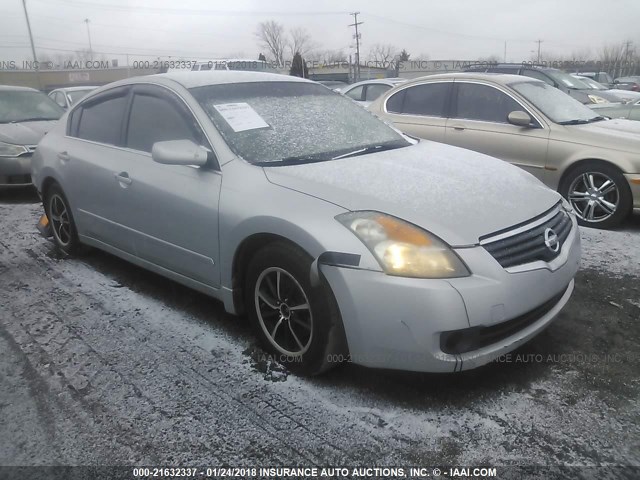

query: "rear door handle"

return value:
[57, 151, 70, 161]
[114, 172, 132, 186]
[451, 125, 466, 131]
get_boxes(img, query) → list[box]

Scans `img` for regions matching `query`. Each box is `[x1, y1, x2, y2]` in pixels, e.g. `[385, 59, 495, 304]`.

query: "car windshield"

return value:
[577, 77, 607, 90]
[547, 70, 592, 90]
[190, 81, 410, 164]
[0, 90, 64, 123]
[511, 81, 603, 124]
[66, 89, 95, 104]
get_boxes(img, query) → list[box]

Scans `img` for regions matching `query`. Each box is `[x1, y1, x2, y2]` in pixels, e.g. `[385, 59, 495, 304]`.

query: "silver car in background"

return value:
[48, 86, 98, 110]
[1, 85, 63, 187]
[341, 78, 408, 107]
[31, 72, 580, 375]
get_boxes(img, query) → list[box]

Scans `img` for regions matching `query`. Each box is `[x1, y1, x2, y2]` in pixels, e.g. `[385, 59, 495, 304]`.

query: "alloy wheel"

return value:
[568, 172, 619, 223]
[254, 267, 313, 356]
[49, 193, 72, 246]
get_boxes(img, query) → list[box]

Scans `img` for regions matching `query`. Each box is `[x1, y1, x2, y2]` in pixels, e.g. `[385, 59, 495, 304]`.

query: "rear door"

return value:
[381, 81, 452, 142]
[62, 86, 135, 252]
[444, 81, 551, 180]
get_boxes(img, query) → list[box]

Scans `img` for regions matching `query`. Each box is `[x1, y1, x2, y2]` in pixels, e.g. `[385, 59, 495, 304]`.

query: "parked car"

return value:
[578, 71, 614, 88]
[48, 86, 98, 109]
[571, 75, 640, 103]
[613, 76, 640, 92]
[590, 98, 640, 121]
[0, 85, 63, 187]
[341, 78, 408, 107]
[368, 73, 640, 228]
[31, 71, 580, 375]
[316, 80, 348, 91]
[466, 64, 621, 104]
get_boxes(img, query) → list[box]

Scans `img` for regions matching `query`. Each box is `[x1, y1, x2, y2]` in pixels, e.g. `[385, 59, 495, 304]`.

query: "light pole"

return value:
[84, 18, 93, 59]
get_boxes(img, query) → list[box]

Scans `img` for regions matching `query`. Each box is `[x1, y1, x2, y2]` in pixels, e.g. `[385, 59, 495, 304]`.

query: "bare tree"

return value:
[255, 20, 287, 68]
[288, 27, 316, 57]
[367, 44, 398, 67]
[307, 49, 347, 65]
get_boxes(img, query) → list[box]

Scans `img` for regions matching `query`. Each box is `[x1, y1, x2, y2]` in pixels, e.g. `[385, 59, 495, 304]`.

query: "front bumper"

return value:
[321, 216, 581, 373]
[624, 174, 640, 212]
[0, 155, 33, 186]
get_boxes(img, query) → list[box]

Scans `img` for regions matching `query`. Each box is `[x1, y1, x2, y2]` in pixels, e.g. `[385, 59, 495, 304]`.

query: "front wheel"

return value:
[244, 242, 346, 376]
[560, 162, 632, 229]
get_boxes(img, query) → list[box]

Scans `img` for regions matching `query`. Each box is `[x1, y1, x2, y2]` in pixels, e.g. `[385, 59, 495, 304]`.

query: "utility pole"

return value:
[349, 12, 363, 82]
[623, 40, 633, 76]
[504, 41, 507, 63]
[535, 39, 543, 64]
[84, 18, 93, 60]
[21, 0, 40, 88]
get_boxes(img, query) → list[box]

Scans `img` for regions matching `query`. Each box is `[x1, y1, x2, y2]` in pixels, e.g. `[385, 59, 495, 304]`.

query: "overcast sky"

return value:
[1, 0, 639, 66]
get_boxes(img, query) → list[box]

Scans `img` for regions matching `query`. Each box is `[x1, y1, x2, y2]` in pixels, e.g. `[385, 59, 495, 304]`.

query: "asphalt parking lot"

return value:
[1, 187, 639, 476]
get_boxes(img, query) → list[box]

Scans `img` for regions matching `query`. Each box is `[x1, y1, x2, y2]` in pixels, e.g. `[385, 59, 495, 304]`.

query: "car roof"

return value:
[344, 78, 408, 89]
[0, 84, 40, 92]
[54, 86, 99, 92]
[406, 72, 541, 85]
[150, 71, 311, 89]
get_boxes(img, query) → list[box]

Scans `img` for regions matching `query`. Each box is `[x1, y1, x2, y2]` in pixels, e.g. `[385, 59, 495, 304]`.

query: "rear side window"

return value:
[453, 83, 522, 123]
[125, 94, 201, 153]
[365, 84, 390, 101]
[345, 85, 364, 101]
[387, 83, 450, 116]
[76, 93, 127, 145]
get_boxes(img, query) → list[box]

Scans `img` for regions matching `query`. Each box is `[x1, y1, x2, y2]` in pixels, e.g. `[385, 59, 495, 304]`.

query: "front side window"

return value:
[190, 81, 409, 164]
[453, 83, 522, 123]
[76, 93, 127, 145]
[126, 94, 202, 153]
[0, 90, 63, 123]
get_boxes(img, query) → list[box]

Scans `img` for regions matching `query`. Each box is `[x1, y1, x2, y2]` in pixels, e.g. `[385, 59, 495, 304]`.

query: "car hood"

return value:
[565, 118, 640, 152]
[0, 120, 57, 145]
[264, 141, 560, 246]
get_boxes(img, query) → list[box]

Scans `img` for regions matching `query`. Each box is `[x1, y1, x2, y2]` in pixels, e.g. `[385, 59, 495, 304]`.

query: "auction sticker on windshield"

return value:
[213, 102, 270, 132]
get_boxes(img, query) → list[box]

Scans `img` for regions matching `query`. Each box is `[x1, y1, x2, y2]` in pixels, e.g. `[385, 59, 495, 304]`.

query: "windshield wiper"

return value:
[332, 143, 405, 160]
[587, 116, 607, 123]
[557, 119, 590, 125]
[9, 117, 57, 123]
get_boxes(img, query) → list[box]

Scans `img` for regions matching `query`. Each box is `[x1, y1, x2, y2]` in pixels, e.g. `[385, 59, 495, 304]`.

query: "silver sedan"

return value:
[31, 71, 580, 375]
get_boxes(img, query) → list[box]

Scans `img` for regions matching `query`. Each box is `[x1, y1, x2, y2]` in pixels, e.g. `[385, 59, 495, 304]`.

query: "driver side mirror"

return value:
[508, 110, 533, 127]
[151, 139, 209, 167]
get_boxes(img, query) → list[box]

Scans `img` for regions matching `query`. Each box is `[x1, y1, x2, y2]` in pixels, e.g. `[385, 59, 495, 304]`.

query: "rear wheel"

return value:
[44, 184, 81, 255]
[244, 242, 346, 375]
[560, 162, 632, 229]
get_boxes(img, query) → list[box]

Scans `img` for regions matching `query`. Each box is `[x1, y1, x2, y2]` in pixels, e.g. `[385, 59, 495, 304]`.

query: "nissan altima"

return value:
[31, 71, 581, 375]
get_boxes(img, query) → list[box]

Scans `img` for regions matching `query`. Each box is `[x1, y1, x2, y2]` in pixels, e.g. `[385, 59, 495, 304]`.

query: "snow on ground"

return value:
[1, 195, 639, 471]
[580, 221, 640, 277]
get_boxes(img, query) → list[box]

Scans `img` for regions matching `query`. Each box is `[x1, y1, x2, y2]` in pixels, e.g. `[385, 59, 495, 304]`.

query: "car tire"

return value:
[44, 183, 81, 255]
[560, 162, 632, 229]
[244, 242, 347, 376]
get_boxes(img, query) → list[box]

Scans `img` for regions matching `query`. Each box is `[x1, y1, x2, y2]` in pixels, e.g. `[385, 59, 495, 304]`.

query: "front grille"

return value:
[481, 206, 572, 268]
[0, 174, 32, 185]
[440, 285, 568, 355]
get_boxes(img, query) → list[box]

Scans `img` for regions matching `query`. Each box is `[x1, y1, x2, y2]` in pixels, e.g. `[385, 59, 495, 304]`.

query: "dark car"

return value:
[613, 76, 640, 92]
[0, 85, 63, 187]
[465, 64, 622, 104]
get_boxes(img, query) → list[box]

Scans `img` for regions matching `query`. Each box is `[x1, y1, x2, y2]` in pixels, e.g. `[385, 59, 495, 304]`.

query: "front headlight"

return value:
[0, 141, 28, 158]
[587, 94, 609, 104]
[336, 211, 470, 278]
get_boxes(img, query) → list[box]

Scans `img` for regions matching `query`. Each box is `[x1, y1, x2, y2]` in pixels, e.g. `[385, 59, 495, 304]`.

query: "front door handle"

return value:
[114, 172, 132, 186]
[57, 151, 70, 161]
[451, 125, 466, 131]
